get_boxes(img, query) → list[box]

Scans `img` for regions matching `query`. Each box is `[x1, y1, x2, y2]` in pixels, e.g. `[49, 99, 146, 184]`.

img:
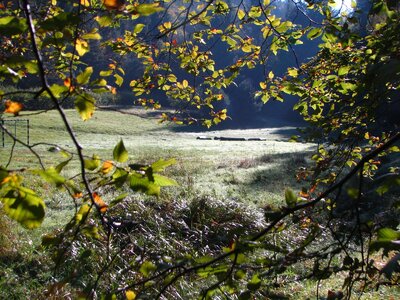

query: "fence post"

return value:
[1, 120, 4, 147]
[27, 119, 30, 145]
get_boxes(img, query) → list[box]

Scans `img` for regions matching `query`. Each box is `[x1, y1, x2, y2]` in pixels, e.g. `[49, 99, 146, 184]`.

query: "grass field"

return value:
[1, 108, 399, 299]
[1, 108, 313, 204]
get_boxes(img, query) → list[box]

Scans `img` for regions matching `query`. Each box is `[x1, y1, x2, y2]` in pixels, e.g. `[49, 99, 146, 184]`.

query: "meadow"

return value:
[0, 108, 398, 299]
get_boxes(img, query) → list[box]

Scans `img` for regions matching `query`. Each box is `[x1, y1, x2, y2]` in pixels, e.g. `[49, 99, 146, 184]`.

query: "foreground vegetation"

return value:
[0, 109, 313, 297]
[1, 109, 399, 299]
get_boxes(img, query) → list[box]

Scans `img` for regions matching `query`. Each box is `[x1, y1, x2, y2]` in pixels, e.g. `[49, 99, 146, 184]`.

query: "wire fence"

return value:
[1, 119, 30, 147]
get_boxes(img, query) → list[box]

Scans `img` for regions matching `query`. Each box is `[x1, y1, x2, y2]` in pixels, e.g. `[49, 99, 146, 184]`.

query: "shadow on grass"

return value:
[230, 150, 315, 203]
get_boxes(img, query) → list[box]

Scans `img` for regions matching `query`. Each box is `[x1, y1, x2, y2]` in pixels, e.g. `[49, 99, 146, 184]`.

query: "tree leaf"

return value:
[4, 100, 23, 116]
[378, 228, 400, 241]
[0, 16, 27, 36]
[76, 67, 93, 85]
[307, 27, 322, 40]
[125, 290, 137, 300]
[84, 155, 101, 171]
[1, 187, 45, 229]
[93, 192, 108, 213]
[151, 158, 176, 172]
[129, 174, 160, 196]
[285, 188, 297, 207]
[55, 159, 71, 174]
[114, 73, 123, 86]
[134, 24, 145, 34]
[103, 0, 125, 10]
[109, 193, 128, 207]
[153, 174, 178, 186]
[76, 38, 89, 56]
[139, 261, 157, 277]
[101, 160, 114, 174]
[238, 9, 246, 20]
[135, 4, 164, 16]
[113, 139, 128, 163]
[35, 168, 66, 187]
[247, 274, 261, 291]
[75, 93, 95, 121]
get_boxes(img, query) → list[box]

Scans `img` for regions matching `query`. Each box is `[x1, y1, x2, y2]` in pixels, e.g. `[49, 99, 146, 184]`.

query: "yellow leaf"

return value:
[4, 100, 23, 116]
[125, 290, 136, 300]
[80, 0, 90, 6]
[76, 39, 89, 56]
[182, 79, 188, 88]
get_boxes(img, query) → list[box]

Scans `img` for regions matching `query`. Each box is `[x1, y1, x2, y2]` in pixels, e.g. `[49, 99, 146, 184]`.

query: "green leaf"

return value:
[96, 15, 113, 27]
[75, 93, 95, 121]
[151, 158, 176, 172]
[55, 159, 71, 174]
[75, 204, 91, 224]
[129, 174, 160, 196]
[378, 228, 400, 241]
[48, 84, 68, 98]
[81, 32, 102, 40]
[247, 274, 261, 291]
[226, 36, 237, 47]
[35, 168, 66, 187]
[84, 155, 100, 171]
[76, 67, 93, 85]
[112, 169, 129, 188]
[113, 139, 129, 163]
[81, 225, 100, 239]
[1, 187, 45, 229]
[248, 6, 261, 18]
[285, 188, 297, 207]
[134, 23, 145, 34]
[100, 70, 113, 77]
[135, 4, 164, 16]
[338, 66, 351, 76]
[307, 27, 322, 40]
[0, 16, 28, 36]
[153, 174, 178, 186]
[230, 253, 246, 264]
[114, 74, 124, 87]
[140, 261, 157, 277]
[109, 193, 129, 207]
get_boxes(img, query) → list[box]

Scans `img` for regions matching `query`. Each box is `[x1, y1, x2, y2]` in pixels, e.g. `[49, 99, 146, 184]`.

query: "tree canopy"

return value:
[0, 0, 399, 298]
